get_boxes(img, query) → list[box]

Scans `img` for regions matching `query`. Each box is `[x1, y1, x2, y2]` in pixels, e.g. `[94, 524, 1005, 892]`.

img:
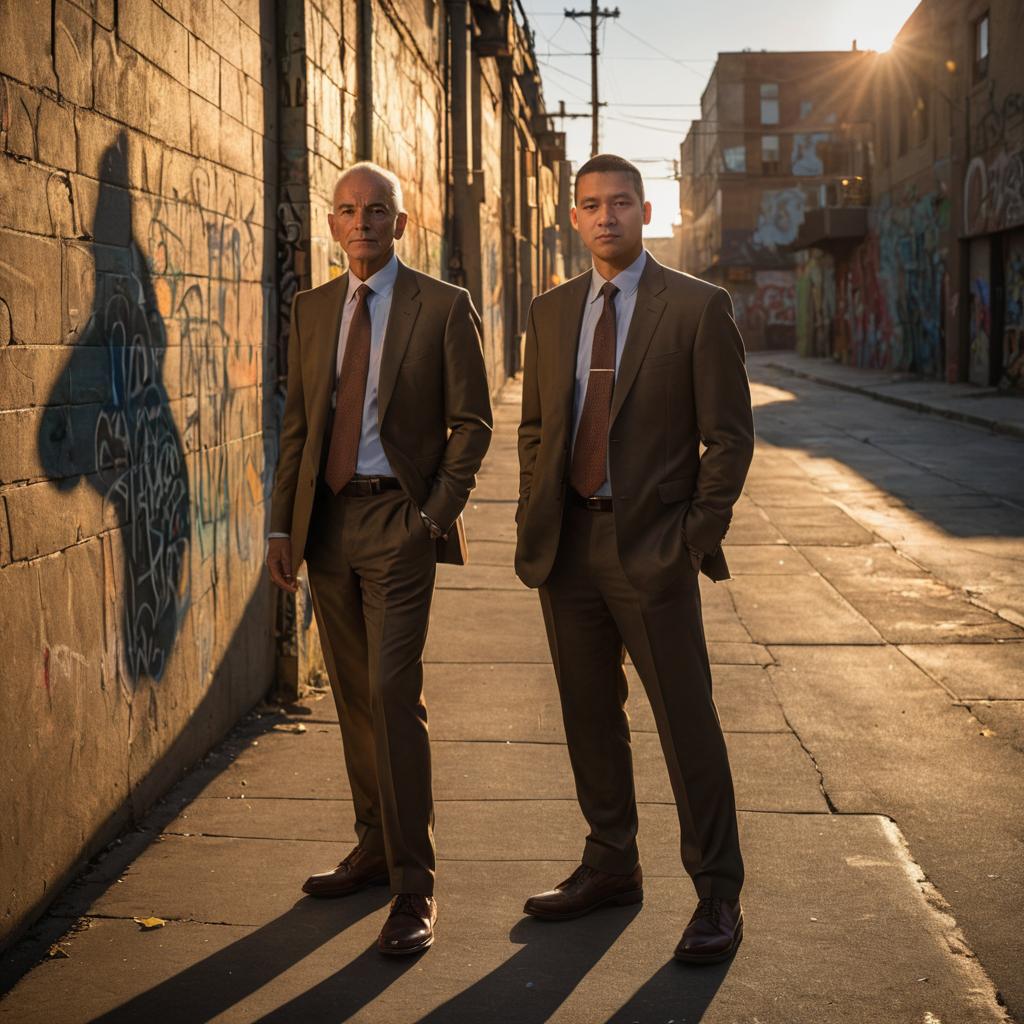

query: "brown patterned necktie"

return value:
[325, 282, 372, 493]
[570, 281, 619, 498]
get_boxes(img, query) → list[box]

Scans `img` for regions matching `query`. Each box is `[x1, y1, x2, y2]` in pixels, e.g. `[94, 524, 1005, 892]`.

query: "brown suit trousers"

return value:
[516, 255, 754, 899]
[271, 261, 492, 895]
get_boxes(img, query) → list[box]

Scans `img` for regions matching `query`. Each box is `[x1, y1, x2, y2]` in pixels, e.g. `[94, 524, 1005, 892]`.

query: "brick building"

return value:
[0, 0, 569, 951]
[793, 0, 1024, 387]
[756, 0, 1023, 388]
[679, 48, 873, 350]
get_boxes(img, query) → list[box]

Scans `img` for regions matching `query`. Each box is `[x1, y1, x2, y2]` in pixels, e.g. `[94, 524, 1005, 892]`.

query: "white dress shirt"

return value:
[571, 249, 648, 497]
[267, 254, 399, 541]
[331, 252, 398, 477]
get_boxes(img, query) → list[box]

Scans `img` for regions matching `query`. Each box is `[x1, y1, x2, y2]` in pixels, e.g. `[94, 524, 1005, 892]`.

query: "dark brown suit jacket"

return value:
[271, 259, 493, 567]
[515, 254, 754, 591]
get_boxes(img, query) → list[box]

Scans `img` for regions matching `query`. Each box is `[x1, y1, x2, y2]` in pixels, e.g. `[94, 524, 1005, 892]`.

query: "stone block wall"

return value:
[0, 0, 278, 949]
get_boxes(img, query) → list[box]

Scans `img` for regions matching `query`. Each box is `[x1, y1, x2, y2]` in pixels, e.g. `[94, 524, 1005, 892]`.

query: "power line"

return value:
[610, 21, 709, 81]
[564, 3, 620, 156]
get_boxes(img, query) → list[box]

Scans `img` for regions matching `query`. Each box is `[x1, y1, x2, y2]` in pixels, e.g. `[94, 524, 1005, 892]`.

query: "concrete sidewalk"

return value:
[759, 351, 1024, 439]
[0, 381, 1013, 1023]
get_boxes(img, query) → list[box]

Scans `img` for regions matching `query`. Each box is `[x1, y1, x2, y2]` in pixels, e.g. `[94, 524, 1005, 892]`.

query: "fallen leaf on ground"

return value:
[48, 944, 70, 959]
[133, 917, 166, 930]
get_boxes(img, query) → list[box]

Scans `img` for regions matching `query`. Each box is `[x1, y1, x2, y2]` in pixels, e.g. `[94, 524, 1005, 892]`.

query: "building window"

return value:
[897, 100, 908, 157]
[723, 144, 746, 173]
[974, 12, 989, 81]
[799, 100, 814, 120]
[760, 83, 779, 125]
[761, 134, 780, 174]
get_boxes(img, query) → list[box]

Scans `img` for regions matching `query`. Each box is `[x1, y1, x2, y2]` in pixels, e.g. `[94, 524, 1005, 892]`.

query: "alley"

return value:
[1, 361, 1022, 1023]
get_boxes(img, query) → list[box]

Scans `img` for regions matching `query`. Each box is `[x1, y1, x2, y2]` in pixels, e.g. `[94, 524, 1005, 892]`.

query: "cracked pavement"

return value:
[1, 357, 1021, 1023]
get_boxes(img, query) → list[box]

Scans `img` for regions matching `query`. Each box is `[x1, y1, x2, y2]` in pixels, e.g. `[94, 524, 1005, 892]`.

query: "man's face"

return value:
[571, 172, 651, 262]
[328, 170, 407, 264]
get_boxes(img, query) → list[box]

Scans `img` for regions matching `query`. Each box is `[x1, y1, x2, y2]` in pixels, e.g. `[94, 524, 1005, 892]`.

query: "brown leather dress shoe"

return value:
[301, 845, 388, 898]
[523, 864, 643, 921]
[377, 894, 437, 955]
[674, 896, 743, 964]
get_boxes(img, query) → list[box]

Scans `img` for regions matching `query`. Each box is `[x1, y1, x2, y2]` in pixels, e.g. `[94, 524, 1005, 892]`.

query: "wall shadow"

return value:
[752, 384, 1024, 539]
[38, 132, 190, 683]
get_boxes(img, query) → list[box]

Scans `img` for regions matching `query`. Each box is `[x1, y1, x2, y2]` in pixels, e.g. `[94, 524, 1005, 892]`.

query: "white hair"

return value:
[332, 162, 405, 214]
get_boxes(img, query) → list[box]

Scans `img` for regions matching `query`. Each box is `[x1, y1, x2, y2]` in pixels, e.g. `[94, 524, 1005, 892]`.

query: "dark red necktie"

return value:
[570, 281, 619, 497]
[325, 283, 372, 493]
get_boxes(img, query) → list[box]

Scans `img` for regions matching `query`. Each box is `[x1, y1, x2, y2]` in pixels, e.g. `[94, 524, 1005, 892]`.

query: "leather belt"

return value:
[568, 489, 613, 512]
[339, 475, 403, 497]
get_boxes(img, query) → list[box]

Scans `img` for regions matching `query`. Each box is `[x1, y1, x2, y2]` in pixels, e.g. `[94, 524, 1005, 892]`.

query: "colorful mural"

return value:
[964, 146, 1024, 236]
[733, 270, 797, 346]
[1001, 232, 1024, 390]
[837, 188, 949, 375]
[751, 188, 808, 250]
[791, 133, 830, 177]
[795, 248, 836, 357]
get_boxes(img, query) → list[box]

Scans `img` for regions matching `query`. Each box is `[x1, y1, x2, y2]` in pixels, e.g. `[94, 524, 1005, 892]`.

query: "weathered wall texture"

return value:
[0, 0, 277, 948]
[788, 0, 1024, 386]
[0, 0, 567, 951]
[679, 50, 872, 351]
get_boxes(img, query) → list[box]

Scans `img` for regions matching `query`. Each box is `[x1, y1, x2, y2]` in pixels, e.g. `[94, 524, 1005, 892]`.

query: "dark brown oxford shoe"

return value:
[523, 864, 643, 921]
[377, 894, 437, 956]
[674, 896, 743, 964]
[301, 845, 388, 898]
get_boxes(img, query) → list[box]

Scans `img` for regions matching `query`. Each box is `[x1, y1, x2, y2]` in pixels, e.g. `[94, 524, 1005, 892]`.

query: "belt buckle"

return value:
[366, 476, 382, 494]
[585, 496, 602, 510]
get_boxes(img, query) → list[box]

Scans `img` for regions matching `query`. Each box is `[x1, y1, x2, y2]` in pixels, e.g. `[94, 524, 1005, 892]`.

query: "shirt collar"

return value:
[588, 249, 647, 304]
[348, 252, 399, 301]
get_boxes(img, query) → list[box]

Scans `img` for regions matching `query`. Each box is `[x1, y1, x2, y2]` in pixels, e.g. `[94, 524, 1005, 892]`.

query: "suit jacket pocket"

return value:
[644, 348, 684, 367]
[657, 478, 694, 504]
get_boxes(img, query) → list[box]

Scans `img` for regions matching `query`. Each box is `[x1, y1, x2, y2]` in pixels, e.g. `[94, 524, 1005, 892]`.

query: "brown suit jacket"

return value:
[515, 254, 754, 591]
[270, 259, 493, 567]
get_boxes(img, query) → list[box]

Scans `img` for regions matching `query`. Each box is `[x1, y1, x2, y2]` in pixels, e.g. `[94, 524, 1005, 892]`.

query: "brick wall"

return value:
[0, 0, 278, 949]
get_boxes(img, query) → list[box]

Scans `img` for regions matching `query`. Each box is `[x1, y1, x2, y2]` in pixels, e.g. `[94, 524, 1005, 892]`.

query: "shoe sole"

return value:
[377, 934, 434, 956]
[523, 888, 644, 921]
[673, 920, 744, 965]
[302, 874, 389, 898]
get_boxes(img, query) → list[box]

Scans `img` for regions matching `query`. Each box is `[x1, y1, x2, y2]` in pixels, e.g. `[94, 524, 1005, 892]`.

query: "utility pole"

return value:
[564, 2, 620, 156]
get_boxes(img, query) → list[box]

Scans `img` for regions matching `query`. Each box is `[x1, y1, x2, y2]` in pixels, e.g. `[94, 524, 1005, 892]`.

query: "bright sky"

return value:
[520, 0, 923, 236]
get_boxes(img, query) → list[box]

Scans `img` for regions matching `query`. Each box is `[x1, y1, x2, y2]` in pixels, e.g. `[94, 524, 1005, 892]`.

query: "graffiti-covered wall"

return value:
[0, 0, 278, 948]
[798, 187, 951, 374]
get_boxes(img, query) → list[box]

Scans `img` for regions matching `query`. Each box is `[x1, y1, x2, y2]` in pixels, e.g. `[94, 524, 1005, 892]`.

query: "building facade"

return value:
[0, 0, 568, 951]
[689, 0, 1024, 387]
[679, 49, 873, 351]
[791, 0, 1024, 386]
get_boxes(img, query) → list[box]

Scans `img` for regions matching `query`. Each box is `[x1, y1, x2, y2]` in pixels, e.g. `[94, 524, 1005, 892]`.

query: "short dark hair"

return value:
[574, 154, 645, 203]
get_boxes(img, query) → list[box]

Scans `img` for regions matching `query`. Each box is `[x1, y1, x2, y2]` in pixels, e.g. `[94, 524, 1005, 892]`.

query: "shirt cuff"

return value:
[267, 532, 290, 539]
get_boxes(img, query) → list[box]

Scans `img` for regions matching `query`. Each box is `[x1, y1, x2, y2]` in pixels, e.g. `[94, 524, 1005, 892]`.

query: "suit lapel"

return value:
[377, 260, 422, 424]
[609, 255, 667, 426]
[307, 273, 348, 443]
[553, 272, 592, 429]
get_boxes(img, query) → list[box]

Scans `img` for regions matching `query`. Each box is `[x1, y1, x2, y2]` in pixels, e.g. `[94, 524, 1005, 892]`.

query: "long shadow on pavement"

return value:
[408, 906, 720, 1024]
[86, 890, 395, 1024]
[607, 959, 730, 1022]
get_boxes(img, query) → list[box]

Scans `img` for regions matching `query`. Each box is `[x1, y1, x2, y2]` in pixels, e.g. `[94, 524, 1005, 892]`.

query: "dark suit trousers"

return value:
[539, 502, 744, 900]
[304, 483, 437, 896]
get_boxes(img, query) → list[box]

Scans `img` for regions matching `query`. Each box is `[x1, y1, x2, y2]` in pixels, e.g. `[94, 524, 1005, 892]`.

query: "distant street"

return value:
[1, 358, 1021, 1023]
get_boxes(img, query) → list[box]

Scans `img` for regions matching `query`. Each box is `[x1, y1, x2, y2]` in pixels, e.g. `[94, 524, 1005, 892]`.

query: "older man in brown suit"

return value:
[515, 154, 754, 964]
[267, 162, 492, 955]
